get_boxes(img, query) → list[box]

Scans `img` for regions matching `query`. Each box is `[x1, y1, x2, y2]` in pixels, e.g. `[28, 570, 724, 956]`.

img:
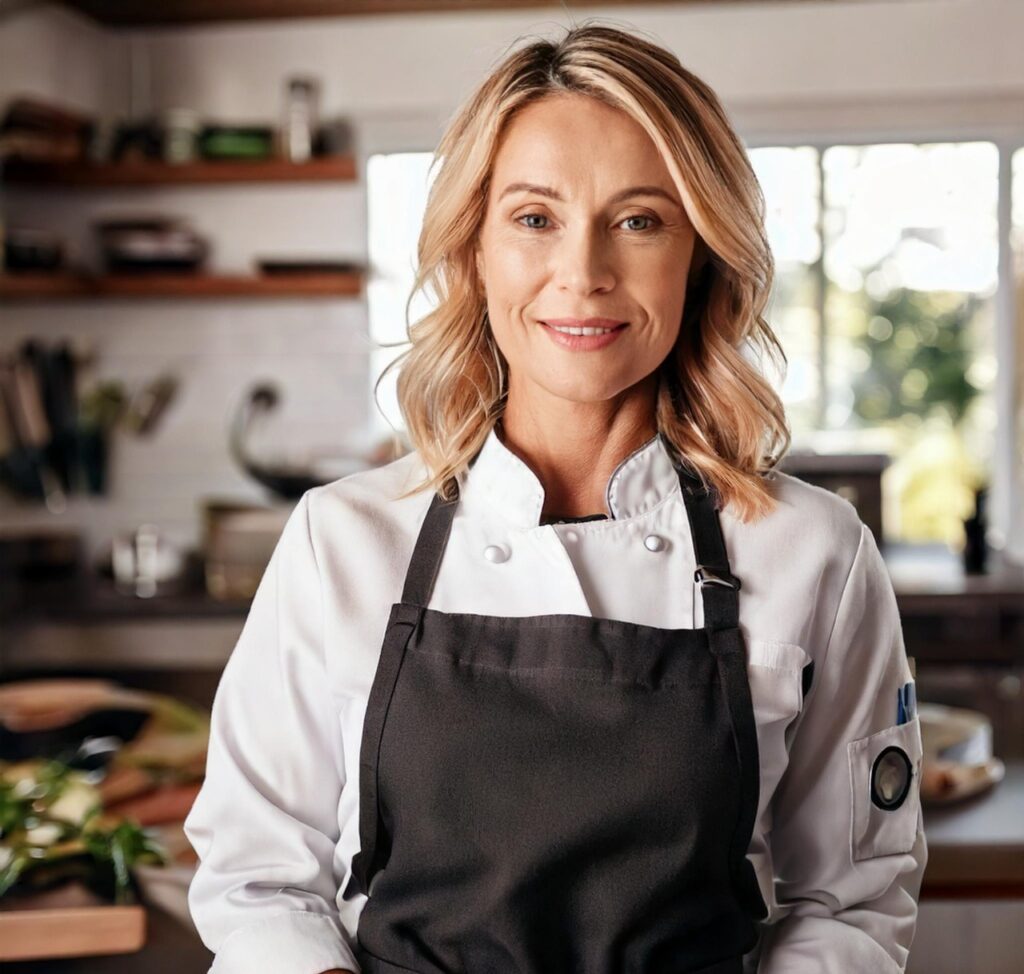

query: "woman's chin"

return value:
[529, 374, 639, 406]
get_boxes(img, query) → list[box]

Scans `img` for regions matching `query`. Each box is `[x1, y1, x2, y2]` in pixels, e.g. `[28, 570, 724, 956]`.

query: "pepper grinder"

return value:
[963, 484, 989, 575]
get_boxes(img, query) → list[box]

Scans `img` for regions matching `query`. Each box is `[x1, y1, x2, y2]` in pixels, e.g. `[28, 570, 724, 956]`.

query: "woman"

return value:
[184, 22, 927, 974]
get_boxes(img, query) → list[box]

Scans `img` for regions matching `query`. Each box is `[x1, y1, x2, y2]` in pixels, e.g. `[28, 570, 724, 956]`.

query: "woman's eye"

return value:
[515, 213, 660, 233]
[621, 214, 659, 232]
[518, 213, 549, 230]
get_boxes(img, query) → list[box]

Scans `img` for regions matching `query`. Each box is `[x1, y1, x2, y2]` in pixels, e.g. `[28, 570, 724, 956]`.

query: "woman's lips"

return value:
[539, 320, 629, 351]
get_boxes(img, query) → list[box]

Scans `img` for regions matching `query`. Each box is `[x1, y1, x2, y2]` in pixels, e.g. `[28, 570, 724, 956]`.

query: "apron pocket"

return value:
[847, 711, 923, 861]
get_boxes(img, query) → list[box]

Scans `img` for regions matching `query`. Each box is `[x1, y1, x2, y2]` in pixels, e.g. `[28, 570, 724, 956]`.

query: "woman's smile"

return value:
[538, 319, 630, 351]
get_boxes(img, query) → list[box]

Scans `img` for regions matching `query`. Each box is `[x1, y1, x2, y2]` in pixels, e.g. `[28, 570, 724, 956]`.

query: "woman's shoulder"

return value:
[730, 468, 868, 575]
[303, 448, 435, 552]
[314, 447, 428, 500]
[763, 468, 864, 533]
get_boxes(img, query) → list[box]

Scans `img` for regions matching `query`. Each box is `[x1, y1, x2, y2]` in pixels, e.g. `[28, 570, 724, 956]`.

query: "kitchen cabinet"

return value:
[911, 900, 1024, 974]
[911, 760, 1024, 974]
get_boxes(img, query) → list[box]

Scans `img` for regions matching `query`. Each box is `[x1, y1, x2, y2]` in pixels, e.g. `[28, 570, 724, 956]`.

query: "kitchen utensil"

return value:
[256, 257, 362, 275]
[0, 526, 83, 578]
[104, 524, 187, 598]
[94, 217, 209, 274]
[2, 227, 65, 272]
[123, 373, 178, 435]
[201, 499, 290, 600]
[228, 381, 374, 500]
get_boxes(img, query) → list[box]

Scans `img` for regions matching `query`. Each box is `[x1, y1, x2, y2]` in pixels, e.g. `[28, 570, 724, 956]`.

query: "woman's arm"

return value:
[758, 521, 927, 973]
[183, 489, 361, 974]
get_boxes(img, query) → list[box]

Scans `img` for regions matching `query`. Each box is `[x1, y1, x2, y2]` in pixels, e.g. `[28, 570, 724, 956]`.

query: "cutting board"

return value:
[0, 889, 146, 962]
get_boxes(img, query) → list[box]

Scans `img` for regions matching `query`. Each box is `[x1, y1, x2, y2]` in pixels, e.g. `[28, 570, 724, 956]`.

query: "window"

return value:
[750, 141, 999, 545]
[366, 151, 437, 435]
[367, 139, 1013, 549]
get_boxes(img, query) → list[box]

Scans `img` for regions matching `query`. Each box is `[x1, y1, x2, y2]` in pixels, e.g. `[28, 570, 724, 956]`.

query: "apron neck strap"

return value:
[401, 486, 459, 606]
[675, 468, 741, 632]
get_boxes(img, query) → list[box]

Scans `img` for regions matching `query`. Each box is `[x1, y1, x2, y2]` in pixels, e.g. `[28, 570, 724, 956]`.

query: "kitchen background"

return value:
[1, 0, 1023, 972]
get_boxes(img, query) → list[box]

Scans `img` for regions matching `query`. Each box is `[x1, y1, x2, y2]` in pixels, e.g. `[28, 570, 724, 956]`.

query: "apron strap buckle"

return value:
[694, 564, 741, 590]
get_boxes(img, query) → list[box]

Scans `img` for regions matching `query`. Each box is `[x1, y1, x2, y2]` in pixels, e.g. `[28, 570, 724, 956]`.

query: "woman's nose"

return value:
[552, 228, 617, 294]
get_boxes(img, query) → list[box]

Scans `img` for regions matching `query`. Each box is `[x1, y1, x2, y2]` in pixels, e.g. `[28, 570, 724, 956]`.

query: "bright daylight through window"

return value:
[370, 141, 1006, 547]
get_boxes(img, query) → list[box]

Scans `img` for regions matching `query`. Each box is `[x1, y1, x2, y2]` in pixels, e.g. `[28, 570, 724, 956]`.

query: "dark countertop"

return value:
[884, 543, 1024, 609]
[921, 760, 1024, 896]
[1, 541, 1022, 676]
[4, 542, 1023, 624]
[2, 570, 251, 623]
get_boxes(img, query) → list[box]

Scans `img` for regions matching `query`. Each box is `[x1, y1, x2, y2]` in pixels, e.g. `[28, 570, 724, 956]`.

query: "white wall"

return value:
[1, 0, 1022, 560]
[0, 3, 125, 118]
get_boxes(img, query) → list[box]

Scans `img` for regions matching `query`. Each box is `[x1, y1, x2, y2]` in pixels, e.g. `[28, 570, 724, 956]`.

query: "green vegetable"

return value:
[0, 758, 169, 904]
[81, 818, 167, 905]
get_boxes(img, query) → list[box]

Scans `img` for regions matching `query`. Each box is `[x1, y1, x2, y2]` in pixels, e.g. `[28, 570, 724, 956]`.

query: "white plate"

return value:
[920, 756, 1006, 805]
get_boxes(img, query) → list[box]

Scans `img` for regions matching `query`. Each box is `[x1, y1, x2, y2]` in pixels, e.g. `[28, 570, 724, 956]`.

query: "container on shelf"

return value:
[161, 108, 201, 164]
[280, 75, 320, 163]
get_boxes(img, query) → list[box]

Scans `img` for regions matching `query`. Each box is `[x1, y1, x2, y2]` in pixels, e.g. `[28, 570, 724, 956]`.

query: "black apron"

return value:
[343, 439, 768, 974]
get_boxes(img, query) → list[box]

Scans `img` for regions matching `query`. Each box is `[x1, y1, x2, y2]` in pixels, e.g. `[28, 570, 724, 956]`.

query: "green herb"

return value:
[1, 759, 169, 904]
[81, 819, 168, 905]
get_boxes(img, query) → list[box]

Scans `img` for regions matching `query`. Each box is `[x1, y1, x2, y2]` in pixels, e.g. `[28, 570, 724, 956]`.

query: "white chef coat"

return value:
[183, 425, 928, 974]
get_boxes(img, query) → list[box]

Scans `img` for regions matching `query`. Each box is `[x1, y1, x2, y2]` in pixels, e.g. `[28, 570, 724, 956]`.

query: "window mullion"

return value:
[815, 145, 828, 430]
[994, 141, 1022, 562]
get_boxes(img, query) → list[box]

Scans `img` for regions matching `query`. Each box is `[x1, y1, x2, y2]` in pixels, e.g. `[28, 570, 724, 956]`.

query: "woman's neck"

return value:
[496, 385, 658, 520]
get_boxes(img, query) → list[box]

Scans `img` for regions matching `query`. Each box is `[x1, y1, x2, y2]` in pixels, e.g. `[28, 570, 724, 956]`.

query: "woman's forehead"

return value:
[491, 103, 672, 192]
[497, 95, 651, 155]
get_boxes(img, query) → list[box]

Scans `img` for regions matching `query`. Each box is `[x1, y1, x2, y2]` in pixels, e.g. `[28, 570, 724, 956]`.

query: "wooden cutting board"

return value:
[0, 905, 146, 961]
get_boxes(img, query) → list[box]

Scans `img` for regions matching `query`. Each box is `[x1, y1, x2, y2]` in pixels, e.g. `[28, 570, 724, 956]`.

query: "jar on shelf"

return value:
[279, 75, 320, 163]
[162, 107, 200, 164]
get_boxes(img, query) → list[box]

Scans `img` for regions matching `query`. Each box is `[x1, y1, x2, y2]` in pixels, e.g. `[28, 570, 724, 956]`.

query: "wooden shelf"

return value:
[62, 0, 720, 28]
[0, 270, 364, 300]
[2, 154, 357, 187]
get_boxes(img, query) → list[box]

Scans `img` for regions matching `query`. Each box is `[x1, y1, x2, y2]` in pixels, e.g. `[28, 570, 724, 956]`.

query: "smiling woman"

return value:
[184, 19, 926, 974]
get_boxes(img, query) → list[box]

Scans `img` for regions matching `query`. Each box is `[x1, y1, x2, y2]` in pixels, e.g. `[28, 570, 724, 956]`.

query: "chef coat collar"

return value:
[458, 424, 681, 528]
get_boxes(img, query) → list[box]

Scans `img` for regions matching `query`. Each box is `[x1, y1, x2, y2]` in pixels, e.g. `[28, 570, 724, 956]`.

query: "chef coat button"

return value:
[564, 529, 579, 543]
[483, 544, 509, 563]
[643, 534, 666, 552]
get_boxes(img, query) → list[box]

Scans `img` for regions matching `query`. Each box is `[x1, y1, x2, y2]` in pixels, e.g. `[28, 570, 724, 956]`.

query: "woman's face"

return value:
[476, 92, 702, 410]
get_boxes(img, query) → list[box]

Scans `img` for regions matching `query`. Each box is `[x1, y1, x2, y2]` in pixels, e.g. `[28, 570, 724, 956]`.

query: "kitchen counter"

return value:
[921, 759, 1024, 896]
[4, 540, 1023, 622]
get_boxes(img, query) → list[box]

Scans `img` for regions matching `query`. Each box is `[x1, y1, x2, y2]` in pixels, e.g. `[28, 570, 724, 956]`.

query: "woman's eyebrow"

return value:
[498, 182, 682, 208]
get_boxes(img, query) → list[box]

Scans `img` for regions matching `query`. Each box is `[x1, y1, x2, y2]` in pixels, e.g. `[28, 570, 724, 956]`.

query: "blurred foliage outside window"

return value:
[751, 142, 999, 547]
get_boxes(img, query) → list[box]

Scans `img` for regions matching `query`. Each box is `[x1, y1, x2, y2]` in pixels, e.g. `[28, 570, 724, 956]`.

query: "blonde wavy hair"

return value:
[375, 20, 791, 522]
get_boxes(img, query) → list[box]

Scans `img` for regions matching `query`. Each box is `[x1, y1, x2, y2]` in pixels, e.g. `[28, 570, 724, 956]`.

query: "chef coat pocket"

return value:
[745, 640, 811, 727]
[848, 711, 923, 861]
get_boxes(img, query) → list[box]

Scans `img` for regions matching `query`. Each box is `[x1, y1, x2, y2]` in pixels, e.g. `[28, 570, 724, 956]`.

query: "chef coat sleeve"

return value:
[183, 488, 359, 974]
[757, 521, 928, 974]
